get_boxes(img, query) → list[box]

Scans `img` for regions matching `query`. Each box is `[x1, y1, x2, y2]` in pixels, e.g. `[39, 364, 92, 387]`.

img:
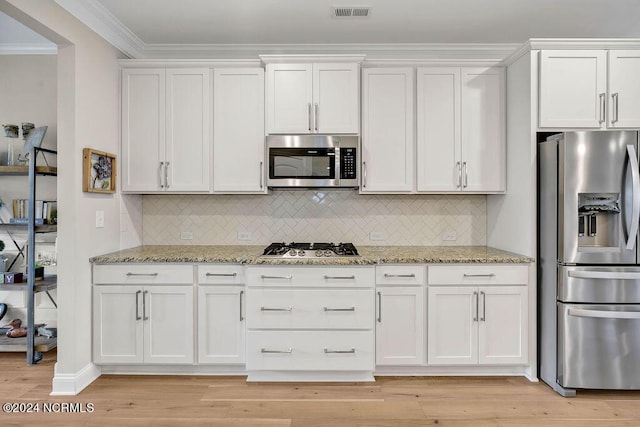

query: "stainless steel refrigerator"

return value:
[539, 130, 640, 397]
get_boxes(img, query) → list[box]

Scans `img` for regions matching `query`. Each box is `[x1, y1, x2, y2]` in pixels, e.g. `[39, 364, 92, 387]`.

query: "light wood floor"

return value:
[1, 351, 639, 426]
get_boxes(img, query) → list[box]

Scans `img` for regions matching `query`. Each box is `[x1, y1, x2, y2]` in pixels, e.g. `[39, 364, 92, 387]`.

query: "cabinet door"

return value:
[427, 286, 478, 365]
[165, 69, 211, 191]
[266, 64, 313, 133]
[313, 63, 359, 133]
[478, 286, 528, 365]
[93, 286, 143, 364]
[198, 286, 246, 364]
[121, 69, 165, 192]
[144, 285, 194, 364]
[416, 68, 461, 192]
[213, 69, 266, 193]
[361, 68, 414, 193]
[376, 287, 425, 366]
[608, 50, 640, 128]
[461, 68, 505, 192]
[539, 50, 607, 128]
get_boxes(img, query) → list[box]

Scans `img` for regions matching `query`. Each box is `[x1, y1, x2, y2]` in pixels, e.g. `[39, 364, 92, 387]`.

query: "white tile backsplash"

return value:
[142, 191, 486, 246]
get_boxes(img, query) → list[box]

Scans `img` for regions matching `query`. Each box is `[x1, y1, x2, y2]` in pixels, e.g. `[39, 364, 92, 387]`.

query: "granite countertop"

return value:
[90, 245, 533, 265]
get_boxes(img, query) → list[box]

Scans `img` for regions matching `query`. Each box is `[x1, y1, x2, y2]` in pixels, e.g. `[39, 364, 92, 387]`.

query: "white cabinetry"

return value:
[121, 68, 210, 192]
[361, 68, 414, 193]
[197, 265, 246, 364]
[539, 50, 640, 129]
[417, 67, 505, 193]
[213, 69, 266, 193]
[92, 264, 194, 364]
[427, 265, 528, 366]
[245, 266, 375, 380]
[375, 266, 426, 366]
[266, 63, 359, 134]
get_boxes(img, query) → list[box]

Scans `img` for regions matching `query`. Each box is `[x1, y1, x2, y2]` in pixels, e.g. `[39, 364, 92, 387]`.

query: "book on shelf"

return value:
[10, 199, 57, 224]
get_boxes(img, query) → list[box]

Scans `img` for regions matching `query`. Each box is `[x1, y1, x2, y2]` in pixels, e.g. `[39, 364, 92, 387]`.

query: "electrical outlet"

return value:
[237, 231, 252, 241]
[180, 231, 194, 240]
[442, 231, 457, 241]
[95, 211, 105, 228]
[369, 231, 384, 241]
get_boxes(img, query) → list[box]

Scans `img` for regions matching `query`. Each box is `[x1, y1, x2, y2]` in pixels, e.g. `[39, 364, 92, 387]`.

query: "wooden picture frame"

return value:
[83, 148, 117, 193]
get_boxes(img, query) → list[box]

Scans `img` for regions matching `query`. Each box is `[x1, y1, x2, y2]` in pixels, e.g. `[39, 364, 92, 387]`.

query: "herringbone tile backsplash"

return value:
[142, 192, 486, 246]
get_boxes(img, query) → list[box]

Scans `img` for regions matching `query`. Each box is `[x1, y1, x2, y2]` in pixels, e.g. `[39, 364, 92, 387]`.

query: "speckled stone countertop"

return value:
[90, 245, 532, 265]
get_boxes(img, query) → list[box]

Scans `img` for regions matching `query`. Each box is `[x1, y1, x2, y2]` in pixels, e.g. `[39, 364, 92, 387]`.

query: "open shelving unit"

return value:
[0, 146, 57, 364]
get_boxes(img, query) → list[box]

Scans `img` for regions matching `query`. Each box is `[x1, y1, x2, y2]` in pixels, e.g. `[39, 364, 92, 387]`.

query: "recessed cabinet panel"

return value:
[267, 64, 313, 133]
[314, 64, 359, 133]
[608, 50, 640, 128]
[198, 286, 246, 364]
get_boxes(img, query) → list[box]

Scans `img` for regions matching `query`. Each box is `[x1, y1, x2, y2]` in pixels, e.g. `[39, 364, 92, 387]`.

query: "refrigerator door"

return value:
[559, 131, 639, 264]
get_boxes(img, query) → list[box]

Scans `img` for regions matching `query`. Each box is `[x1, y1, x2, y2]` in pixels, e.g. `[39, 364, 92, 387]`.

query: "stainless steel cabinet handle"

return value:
[324, 275, 355, 280]
[377, 291, 382, 322]
[159, 162, 165, 189]
[480, 291, 486, 322]
[456, 161, 461, 188]
[135, 290, 142, 321]
[463, 273, 495, 278]
[308, 102, 312, 132]
[462, 161, 468, 188]
[612, 92, 619, 124]
[165, 161, 170, 189]
[143, 290, 149, 320]
[324, 348, 356, 354]
[314, 103, 319, 132]
[625, 144, 640, 250]
[323, 306, 355, 312]
[568, 308, 640, 320]
[260, 306, 293, 312]
[261, 275, 293, 280]
[259, 161, 264, 189]
[127, 272, 159, 277]
[206, 272, 237, 277]
[473, 291, 478, 322]
[383, 273, 416, 278]
[599, 93, 606, 124]
[261, 348, 293, 354]
[239, 290, 244, 321]
[362, 161, 367, 188]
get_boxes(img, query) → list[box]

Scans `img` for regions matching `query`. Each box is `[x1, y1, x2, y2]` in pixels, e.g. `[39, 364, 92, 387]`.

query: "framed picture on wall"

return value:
[82, 148, 116, 193]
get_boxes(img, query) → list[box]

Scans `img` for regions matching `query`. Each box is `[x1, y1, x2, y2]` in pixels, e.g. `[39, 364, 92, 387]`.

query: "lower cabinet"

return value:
[427, 285, 528, 365]
[93, 284, 194, 364]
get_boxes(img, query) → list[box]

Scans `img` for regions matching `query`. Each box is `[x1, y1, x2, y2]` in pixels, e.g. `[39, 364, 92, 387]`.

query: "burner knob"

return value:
[315, 250, 323, 257]
[288, 249, 297, 256]
[298, 250, 306, 257]
[323, 250, 333, 257]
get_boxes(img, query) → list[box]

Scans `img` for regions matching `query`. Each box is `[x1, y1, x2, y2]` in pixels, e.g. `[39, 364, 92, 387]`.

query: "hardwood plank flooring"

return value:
[1, 350, 639, 426]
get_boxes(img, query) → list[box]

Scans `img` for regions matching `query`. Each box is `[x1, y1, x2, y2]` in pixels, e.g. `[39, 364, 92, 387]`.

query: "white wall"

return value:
[1, 0, 126, 395]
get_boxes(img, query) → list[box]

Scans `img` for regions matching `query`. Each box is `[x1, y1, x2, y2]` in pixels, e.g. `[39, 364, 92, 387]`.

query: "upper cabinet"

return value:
[212, 68, 266, 193]
[122, 68, 211, 192]
[539, 50, 640, 129]
[266, 63, 359, 134]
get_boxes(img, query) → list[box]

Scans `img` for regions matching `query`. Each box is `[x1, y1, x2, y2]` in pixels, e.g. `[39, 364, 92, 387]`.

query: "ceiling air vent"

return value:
[332, 6, 372, 18]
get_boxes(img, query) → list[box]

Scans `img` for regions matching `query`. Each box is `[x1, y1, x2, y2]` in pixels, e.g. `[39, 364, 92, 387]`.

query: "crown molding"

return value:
[117, 58, 263, 68]
[527, 38, 640, 50]
[54, 0, 144, 58]
[0, 43, 57, 55]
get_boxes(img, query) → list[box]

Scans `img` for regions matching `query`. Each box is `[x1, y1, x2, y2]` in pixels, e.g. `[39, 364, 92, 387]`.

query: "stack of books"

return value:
[10, 200, 57, 225]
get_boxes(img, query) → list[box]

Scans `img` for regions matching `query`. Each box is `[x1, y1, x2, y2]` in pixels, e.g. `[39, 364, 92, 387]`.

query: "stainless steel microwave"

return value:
[266, 135, 359, 188]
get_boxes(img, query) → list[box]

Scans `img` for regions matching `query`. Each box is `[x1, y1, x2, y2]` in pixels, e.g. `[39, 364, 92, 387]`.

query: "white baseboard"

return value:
[50, 362, 102, 396]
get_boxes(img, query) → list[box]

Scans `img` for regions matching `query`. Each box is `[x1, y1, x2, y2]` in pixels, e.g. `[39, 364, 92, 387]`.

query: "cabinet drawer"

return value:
[428, 265, 528, 285]
[247, 266, 374, 288]
[376, 265, 426, 285]
[93, 264, 194, 285]
[197, 264, 245, 284]
[247, 330, 374, 371]
[246, 289, 374, 330]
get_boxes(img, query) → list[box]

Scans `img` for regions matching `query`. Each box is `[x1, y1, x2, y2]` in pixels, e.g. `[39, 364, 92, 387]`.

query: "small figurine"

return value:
[4, 318, 27, 338]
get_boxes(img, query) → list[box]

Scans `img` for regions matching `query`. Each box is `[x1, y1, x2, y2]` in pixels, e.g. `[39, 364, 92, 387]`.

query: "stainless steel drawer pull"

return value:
[261, 348, 293, 354]
[261, 275, 293, 280]
[239, 290, 244, 322]
[324, 275, 355, 280]
[324, 348, 356, 354]
[126, 272, 159, 277]
[463, 273, 495, 278]
[260, 306, 293, 312]
[323, 306, 355, 312]
[568, 308, 640, 320]
[383, 273, 416, 278]
[206, 272, 238, 277]
[377, 291, 382, 323]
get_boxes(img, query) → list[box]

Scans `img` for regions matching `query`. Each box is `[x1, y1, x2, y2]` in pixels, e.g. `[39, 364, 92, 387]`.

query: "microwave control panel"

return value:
[340, 147, 357, 180]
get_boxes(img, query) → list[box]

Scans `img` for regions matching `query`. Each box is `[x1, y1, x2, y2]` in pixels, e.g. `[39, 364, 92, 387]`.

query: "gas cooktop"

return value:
[261, 242, 359, 259]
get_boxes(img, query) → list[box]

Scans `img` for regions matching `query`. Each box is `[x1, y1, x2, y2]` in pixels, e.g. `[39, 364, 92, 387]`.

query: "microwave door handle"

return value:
[626, 144, 640, 250]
